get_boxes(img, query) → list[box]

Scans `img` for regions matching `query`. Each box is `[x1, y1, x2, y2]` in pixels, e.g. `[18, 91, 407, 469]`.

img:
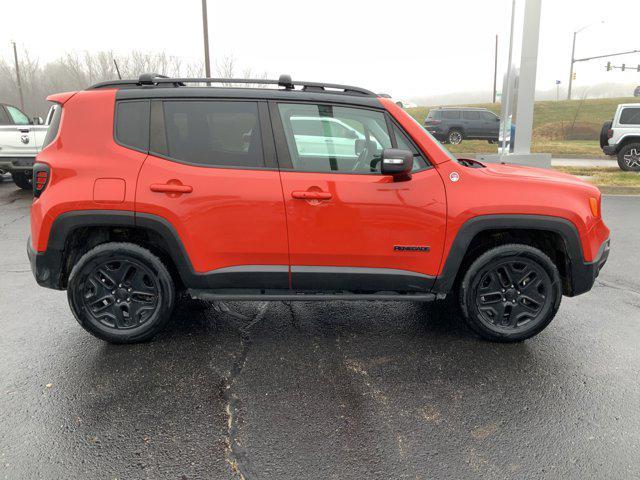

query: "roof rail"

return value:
[87, 73, 376, 96]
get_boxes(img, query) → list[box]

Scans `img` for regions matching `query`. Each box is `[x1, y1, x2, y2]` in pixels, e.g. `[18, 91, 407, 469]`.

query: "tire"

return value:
[447, 129, 463, 145]
[599, 121, 612, 149]
[617, 143, 640, 171]
[459, 244, 562, 342]
[67, 242, 175, 344]
[11, 171, 32, 190]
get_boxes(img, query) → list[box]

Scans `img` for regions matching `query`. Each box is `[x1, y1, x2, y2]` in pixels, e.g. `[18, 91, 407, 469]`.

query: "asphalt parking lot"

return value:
[1, 174, 639, 480]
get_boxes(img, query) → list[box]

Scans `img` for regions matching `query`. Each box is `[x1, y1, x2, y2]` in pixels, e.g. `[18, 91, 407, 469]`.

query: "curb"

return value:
[597, 185, 640, 195]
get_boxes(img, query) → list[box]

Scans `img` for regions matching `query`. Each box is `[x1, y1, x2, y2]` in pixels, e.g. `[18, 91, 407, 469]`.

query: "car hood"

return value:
[477, 162, 591, 188]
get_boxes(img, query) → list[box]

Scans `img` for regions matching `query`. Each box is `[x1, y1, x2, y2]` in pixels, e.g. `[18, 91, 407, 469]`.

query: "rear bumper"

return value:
[569, 238, 610, 296]
[27, 237, 64, 290]
[602, 145, 616, 155]
[0, 157, 35, 172]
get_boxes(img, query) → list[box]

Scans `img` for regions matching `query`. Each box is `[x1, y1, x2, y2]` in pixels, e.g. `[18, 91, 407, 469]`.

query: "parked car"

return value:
[0, 103, 51, 189]
[634, 86, 640, 97]
[600, 103, 640, 171]
[290, 116, 381, 159]
[28, 74, 609, 344]
[424, 107, 500, 145]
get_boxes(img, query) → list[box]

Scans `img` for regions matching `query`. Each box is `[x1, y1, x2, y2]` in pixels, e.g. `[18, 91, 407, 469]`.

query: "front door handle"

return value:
[150, 183, 193, 194]
[291, 190, 332, 200]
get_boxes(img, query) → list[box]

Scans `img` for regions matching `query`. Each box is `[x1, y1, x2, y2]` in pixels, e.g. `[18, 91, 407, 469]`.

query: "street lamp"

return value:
[567, 21, 604, 100]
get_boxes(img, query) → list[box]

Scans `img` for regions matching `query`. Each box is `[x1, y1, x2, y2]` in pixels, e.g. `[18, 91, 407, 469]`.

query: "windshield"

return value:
[404, 113, 459, 162]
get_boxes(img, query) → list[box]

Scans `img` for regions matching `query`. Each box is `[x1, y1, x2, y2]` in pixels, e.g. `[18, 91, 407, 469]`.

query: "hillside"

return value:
[406, 96, 640, 157]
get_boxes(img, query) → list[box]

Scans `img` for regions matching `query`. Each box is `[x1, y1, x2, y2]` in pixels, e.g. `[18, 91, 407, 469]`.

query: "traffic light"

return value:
[622, 64, 626, 72]
[572, 72, 577, 80]
[606, 62, 611, 71]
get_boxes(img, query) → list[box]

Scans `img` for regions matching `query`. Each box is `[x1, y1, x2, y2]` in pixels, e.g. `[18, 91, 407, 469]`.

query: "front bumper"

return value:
[569, 238, 610, 296]
[0, 157, 35, 172]
[27, 237, 64, 290]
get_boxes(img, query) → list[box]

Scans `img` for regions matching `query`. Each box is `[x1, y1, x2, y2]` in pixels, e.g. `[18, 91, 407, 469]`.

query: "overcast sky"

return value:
[3, 0, 640, 99]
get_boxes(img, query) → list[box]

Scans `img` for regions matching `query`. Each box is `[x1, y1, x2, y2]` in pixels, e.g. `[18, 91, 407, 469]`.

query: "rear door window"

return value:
[442, 110, 460, 119]
[619, 107, 640, 125]
[115, 100, 150, 152]
[154, 100, 264, 168]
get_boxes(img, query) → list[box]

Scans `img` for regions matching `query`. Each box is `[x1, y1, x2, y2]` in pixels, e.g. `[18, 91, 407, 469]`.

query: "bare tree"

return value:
[0, 49, 270, 116]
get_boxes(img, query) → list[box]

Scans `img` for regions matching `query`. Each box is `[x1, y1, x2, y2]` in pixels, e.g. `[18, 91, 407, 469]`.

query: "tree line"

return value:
[0, 49, 264, 117]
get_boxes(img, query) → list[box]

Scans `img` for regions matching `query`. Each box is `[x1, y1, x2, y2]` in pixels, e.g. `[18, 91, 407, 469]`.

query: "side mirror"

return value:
[33, 116, 44, 125]
[381, 149, 413, 177]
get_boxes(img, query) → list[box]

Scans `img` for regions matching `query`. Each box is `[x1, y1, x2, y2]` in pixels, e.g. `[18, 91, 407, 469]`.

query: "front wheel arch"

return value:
[433, 216, 584, 297]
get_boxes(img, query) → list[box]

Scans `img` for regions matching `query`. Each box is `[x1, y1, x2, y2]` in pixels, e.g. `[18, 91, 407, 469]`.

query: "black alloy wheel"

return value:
[68, 243, 175, 343]
[459, 244, 561, 342]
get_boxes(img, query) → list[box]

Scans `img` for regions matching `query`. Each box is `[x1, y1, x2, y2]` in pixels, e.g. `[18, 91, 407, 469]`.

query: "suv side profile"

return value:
[600, 103, 640, 171]
[424, 107, 500, 145]
[28, 74, 610, 344]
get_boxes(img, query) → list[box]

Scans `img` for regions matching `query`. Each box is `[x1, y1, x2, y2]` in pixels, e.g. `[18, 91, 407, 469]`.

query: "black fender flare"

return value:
[432, 214, 588, 296]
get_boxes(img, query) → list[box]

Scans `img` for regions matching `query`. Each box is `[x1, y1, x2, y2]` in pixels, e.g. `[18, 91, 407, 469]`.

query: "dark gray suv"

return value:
[424, 107, 500, 145]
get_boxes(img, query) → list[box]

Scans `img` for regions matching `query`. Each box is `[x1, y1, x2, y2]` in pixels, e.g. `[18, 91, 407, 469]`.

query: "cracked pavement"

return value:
[0, 174, 639, 479]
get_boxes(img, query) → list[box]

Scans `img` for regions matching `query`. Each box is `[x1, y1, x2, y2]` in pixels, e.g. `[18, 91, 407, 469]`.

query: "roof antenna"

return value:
[113, 58, 122, 80]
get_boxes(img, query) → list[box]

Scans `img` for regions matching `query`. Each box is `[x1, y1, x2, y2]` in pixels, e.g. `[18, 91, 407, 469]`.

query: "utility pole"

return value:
[201, 0, 211, 78]
[492, 34, 498, 103]
[567, 22, 605, 100]
[567, 30, 577, 100]
[12, 42, 25, 111]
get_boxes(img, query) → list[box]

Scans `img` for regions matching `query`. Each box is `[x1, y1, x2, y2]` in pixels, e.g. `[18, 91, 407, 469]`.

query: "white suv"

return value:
[0, 103, 52, 189]
[601, 103, 640, 171]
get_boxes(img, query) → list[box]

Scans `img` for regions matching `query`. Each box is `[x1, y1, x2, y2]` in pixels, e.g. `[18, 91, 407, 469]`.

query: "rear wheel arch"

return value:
[616, 135, 640, 152]
[434, 215, 584, 297]
[48, 211, 191, 290]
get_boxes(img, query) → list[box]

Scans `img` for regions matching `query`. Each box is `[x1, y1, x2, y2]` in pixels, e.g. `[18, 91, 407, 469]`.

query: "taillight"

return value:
[33, 163, 50, 198]
[607, 129, 613, 139]
[425, 120, 441, 125]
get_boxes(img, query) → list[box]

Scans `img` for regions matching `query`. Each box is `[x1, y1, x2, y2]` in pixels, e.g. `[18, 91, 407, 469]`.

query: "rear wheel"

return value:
[459, 244, 562, 342]
[617, 143, 640, 171]
[67, 242, 175, 343]
[447, 129, 463, 145]
[11, 171, 32, 190]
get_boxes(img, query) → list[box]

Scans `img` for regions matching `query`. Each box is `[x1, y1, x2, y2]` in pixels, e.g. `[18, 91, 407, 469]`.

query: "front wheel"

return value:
[459, 244, 562, 342]
[67, 242, 175, 343]
[617, 143, 640, 171]
[447, 129, 463, 145]
[11, 171, 32, 190]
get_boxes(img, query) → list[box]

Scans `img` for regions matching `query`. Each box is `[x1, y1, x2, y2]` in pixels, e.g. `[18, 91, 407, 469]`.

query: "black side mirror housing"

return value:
[381, 149, 413, 178]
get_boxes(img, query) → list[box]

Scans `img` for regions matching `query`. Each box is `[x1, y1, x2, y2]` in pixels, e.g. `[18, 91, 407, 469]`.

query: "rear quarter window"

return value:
[42, 105, 62, 148]
[619, 107, 640, 125]
[115, 100, 150, 152]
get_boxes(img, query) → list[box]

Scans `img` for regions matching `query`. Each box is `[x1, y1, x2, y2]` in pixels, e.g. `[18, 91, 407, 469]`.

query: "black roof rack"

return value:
[87, 73, 376, 97]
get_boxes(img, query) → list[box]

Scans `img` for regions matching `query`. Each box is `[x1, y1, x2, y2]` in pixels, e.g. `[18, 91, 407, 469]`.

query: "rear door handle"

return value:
[150, 183, 193, 194]
[291, 190, 332, 200]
